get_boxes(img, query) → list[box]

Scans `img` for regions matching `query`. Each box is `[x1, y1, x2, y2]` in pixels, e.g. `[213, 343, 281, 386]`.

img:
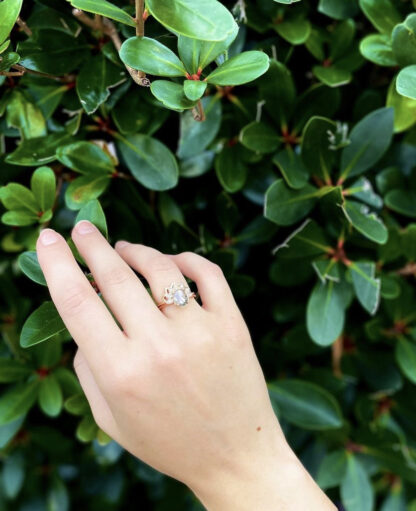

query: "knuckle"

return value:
[148, 254, 176, 274]
[59, 284, 90, 317]
[152, 346, 183, 372]
[206, 262, 224, 278]
[100, 266, 131, 287]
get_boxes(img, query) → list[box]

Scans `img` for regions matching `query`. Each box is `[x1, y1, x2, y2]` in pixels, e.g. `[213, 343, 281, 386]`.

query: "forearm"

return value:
[189, 440, 336, 511]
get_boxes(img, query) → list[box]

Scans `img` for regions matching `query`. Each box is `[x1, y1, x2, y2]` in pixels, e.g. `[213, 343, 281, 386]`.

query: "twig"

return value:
[332, 336, 343, 378]
[136, 0, 145, 37]
[16, 17, 32, 37]
[192, 99, 206, 122]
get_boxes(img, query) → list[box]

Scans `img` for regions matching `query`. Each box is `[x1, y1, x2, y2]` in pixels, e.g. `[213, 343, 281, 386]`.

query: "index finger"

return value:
[36, 228, 125, 375]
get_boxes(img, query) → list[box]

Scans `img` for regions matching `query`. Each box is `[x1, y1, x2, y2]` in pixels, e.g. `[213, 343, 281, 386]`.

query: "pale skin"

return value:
[36, 220, 337, 511]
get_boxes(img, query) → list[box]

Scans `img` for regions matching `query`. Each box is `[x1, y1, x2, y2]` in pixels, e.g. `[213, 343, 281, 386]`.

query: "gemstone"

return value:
[173, 289, 188, 307]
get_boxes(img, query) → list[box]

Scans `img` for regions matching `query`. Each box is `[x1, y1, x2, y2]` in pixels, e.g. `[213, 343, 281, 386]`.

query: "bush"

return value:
[1, 0, 416, 509]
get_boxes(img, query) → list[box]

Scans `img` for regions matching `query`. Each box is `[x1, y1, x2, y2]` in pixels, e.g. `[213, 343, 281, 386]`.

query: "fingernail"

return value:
[39, 229, 60, 246]
[116, 240, 129, 249]
[75, 220, 97, 235]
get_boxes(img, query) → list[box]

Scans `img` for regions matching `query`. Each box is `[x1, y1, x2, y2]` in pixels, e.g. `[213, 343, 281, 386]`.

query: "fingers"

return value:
[115, 243, 201, 318]
[71, 221, 162, 335]
[73, 349, 119, 439]
[166, 252, 239, 314]
[36, 229, 124, 374]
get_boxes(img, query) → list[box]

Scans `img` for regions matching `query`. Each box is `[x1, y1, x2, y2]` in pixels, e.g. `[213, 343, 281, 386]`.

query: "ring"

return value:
[157, 282, 196, 310]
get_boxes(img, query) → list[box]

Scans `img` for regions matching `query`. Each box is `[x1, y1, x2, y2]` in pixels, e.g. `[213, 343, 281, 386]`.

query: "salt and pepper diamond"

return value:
[163, 282, 193, 307]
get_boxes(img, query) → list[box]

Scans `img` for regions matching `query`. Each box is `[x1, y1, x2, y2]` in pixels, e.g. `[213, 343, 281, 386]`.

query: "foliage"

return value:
[1, 0, 416, 509]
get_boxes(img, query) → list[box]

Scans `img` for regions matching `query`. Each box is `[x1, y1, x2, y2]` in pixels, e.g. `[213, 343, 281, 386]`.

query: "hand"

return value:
[36, 221, 336, 511]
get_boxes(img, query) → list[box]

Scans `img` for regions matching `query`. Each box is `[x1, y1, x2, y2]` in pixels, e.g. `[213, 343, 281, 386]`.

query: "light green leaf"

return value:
[341, 453, 375, 511]
[183, 80, 207, 101]
[68, 0, 135, 27]
[396, 65, 416, 100]
[146, 0, 238, 42]
[18, 251, 47, 286]
[307, 280, 346, 346]
[387, 77, 416, 132]
[275, 17, 311, 45]
[0, 183, 39, 213]
[350, 262, 381, 315]
[65, 174, 110, 211]
[76, 414, 98, 443]
[120, 37, 186, 77]
[360, 34, 397, 67]
[340, 107, 394, 180]
[268, 379, 343, 430]
[359, 0, 401, 35]
[1, 210, 39, 226]
[343, 200, 388, 244]
[31, 166, 56, 212]
[206, 51, 270, 86]
[0, 0, 23, 45]
[38, 374, 63, 417]
[20, 302, 67, 348]
[150, 80, 196, 111]
[117, 133, 179, 191]
[75, 200, 108, 238]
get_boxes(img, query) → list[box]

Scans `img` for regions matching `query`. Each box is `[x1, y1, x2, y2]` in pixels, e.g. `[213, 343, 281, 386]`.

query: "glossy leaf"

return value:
[360, 35, 397, 67]
[273, 148, 309, 190]
[239, 122, 279, 154]
[0, 0, 23, 45]
[206, 51, 270, 86]
[117, 133, 179, 191]
[18, 251, 47, 286]
[350, 262, 381, 315]
[215, 145, 247, 193]
[343, 200, 388, 244]
[20, 302, 67, 348]
[301, 116, 337, 180]
[65, 174, 110, 211]
[150, 80, 196, 111]
[341, 453, 374, 511]
[5, 132, 73, 166]
[396, 66, 416, 101]
[38, 375, 63, 417]
[359, 0, 401, 35]
[268, 379, 343, 430]
[69, 0, 135, 27]
[56, 142, 115, 175]
[395, 338, 416, 384]
[146, 0, 238, 42]
[0, 381, 40, 425]
[183, 80, 207, 101]
[31, 166, 56, 211]
[385, 190, 416, 218]
[75, 200, 108, 238]
[392, 14, 416, 67]
[120, 37, 187, 77]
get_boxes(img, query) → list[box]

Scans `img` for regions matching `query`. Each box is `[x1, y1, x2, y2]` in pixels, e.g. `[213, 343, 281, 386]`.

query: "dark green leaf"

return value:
[38, 375, 63, 417]
[5, 132, 73, 166]
[273, 148, 309, 190]
[0, 360, 31, 383]
[340, 453, 374, 511]
[206, 51, 270, 86]
[0, 380, 40, 425]
[342, 200, 388, 244]
[359, 0, 401, 35]
[18, 251, 47, 286]
[350, 262, 381, 315]
[20, 302, 67, 348]
[239, 121, 279, 154]
[392, 14, 416, 67]
[56, 141, 115, 175]
[395, 338, 416, 384]
[75, 200, 108, 238]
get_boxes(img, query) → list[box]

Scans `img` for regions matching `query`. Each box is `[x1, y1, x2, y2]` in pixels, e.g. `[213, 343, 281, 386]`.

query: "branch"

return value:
[192, 99, 206, 122]
[16, 17, 32, 37]
[136, 0, 145, 37]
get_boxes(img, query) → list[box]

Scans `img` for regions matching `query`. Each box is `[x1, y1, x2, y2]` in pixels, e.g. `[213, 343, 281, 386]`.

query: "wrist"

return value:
[188, 435, 336, 511]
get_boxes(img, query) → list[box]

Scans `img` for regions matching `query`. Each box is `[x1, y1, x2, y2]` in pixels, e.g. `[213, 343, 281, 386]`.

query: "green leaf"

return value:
[215, 145, 247, 193]
[395, 338, 416, 384]
[268, 379, 343, 430]
[380, 489, 407, 511]
[317, 450, 348, 489]
[359, 0, 401, 35]
[76, 414, 98, 443]
[183, 80, 207, 101]
[400, 224, 416, 261]
[65, 174, 110, 211]
[318, 0, 359, 20]
[68, 0, 135, 27]
[387, 77, 416, 132]
[0, 360, 31, 383]
[360, 34, 397, 67]
[20, 302, 67, 348]
[178, 29, 238, 74]
[0, 380, 40, 425]
[206, 51, 270, 86]
[75, 200, 108, 238]
[77, 54, 126, 114]
[146, 0, 238, 42]
[396, 65, 416, 100]
[0, 183, 39, 213]
[350, 262, 381, 315]
[385, 189, 416, 218]
[0, 51, 20, 72]
[177, 96, 221, 159]
[5, 132, 73, 166]
[341, 453, 375, 511]
[150, 80, 196, 111]
[2, 452, 25, 499]
[117, 133, 179, 191]
[18, 251, 47, 286]
[1, 210, 39, 226]
[264, 180, 318, 226]
[120, 37, 186, 77]
[64, 393, 90, 416]
[392, 14, 416, 67]
[272, 219, 330, 259]
[307, 280, 346, 346]
[57, 141, 115, 175]
[239, 122, 279, 154]
[38, 374, 63, 417]
[31, 166, 56, 211]
[274, 17, 311, 45]
[313, 66, 352, 87]
[343, 200, 388, 244]
[340, 107, 394, 180]
[0, 0, 23, 45]
[273, 148, 309, 190]
[6, 90, 47, 139]
[301, 116, 337, 181]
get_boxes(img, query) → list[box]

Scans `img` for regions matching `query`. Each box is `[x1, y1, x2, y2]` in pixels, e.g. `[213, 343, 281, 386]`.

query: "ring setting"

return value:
[157, 282, 196, 310]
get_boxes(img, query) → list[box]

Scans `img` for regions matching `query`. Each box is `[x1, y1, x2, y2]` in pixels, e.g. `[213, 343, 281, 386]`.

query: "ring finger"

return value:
[115, 242, 201, 319]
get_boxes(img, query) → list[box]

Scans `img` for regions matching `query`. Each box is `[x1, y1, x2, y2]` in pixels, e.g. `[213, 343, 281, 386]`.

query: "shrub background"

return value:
[1, 0, 416, 509]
